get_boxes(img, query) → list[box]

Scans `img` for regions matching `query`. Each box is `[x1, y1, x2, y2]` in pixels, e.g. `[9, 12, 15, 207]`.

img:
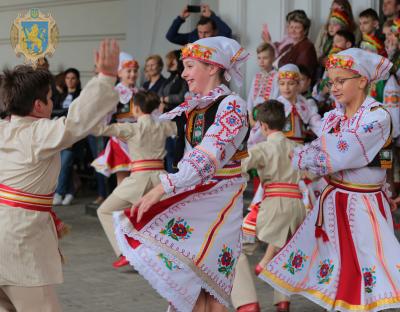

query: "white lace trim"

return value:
[113, 212, 231, 312]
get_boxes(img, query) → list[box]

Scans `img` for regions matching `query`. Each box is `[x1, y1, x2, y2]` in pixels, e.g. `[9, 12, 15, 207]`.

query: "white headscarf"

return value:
[278, 64, 301, 81]
[181, 36, 249, 87]
[326, 48, 392, 82]
[118, 52, 139, 71]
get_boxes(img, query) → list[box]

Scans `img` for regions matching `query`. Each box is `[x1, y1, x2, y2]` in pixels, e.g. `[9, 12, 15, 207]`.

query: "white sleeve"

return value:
[159, 95, 249, 194]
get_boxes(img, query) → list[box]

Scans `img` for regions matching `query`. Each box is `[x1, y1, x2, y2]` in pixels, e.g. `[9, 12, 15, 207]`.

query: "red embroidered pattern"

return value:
[205, 100, 246, 151]
[253, 72, 276, 101]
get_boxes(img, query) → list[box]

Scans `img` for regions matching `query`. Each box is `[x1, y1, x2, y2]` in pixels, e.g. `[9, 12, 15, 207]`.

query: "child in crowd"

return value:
[323, 9, 352, 58]
[247, 42, 278, 127]
[93, 91, 176, 269]
[92, 52, 139, 185]
[316, 8, 352, 78]
[247, 42, 279, 195]
[383, 18, 400, 198]
[384, 18, 400, 140]
[298, 65, 319, 142]
[277, 64, 321, 140]
[262, 48, 400, 312]
[331, 29, 355, 53]
[358, 9, 387, 102]
[231, 100, 306, 312]
[359, 9, 386, 56]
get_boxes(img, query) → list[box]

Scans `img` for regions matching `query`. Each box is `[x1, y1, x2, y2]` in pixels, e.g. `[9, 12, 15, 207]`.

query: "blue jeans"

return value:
[56, 149, 75, 195]
[87, 135, 107, 198]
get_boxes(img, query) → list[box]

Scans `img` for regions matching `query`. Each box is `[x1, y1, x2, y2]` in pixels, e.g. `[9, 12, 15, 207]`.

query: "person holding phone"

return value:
[166, 4, 232, 45]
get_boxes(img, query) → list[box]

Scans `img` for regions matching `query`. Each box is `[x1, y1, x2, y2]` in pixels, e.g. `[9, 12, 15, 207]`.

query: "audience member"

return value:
[53, 68, 82, 206]
[276, 11, 318, 82]
[142, 55, 166, 94]
[166, 4, 232, 45]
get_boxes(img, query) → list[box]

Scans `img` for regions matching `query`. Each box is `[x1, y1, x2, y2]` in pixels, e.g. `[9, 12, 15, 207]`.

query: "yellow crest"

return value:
[10, 8, 59, 66]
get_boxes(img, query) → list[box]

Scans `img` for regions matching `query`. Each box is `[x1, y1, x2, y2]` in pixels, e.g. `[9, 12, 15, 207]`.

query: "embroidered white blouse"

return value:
[159, 84, 249, 194]
[292, 96, 391, 185]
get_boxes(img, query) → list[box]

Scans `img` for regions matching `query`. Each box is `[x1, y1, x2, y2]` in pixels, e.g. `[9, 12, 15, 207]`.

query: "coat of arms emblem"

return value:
[10, 8, 59, 65]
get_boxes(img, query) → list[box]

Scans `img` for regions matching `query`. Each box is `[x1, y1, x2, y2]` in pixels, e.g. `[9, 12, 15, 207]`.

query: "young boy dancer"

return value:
[0, 39, 120, 312]
[231, 100, 306, 312]
[94, 91, 176, 268]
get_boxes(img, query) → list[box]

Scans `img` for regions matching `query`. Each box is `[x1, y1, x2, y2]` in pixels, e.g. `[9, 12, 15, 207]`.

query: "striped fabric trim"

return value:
[130, 159, 164, 172]
[263, 182, 302, 199]
[329, 178, 382, 192]
[0, 184, 52, 211]
[214, 164, 242, 180]
[195, 185, 244, 266]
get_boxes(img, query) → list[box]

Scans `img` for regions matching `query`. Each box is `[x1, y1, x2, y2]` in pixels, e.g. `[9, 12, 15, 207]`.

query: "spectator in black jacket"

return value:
[159, 50, 188, 112]
[166, 4, 232, 45]
[142, 55, 166, 94]
[159, 50, 188, 173]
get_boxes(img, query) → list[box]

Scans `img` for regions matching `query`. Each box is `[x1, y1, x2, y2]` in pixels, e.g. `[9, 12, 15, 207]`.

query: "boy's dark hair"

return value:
[0, 65, 53, 117]
[256, 100, 286, 131]
[335, 30, 356, 46]
[197, 16, 217, 30]
[297, 64, 312, 79]
[359, 8, 379, 21]
[133, 90, 160, 114]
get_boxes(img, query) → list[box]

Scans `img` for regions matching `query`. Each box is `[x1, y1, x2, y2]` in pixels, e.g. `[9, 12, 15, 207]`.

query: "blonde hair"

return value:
[145, 54, 164, 71]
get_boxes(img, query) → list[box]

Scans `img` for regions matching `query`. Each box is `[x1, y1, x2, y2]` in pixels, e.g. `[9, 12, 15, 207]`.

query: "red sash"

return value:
[130, 159, 164, 172]
[0, 183, 67, 238]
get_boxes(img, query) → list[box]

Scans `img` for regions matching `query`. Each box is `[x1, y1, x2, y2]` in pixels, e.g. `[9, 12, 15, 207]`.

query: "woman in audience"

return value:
[53, 68, 82, 206]
[275, 10, 318, 82]
[142, 54, 166, 94]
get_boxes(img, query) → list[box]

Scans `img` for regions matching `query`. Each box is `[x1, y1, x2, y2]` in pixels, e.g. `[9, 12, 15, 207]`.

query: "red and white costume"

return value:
[92, 53, 139, 176]
[261, 48, 400, 312]
[113, 37, 250, 312]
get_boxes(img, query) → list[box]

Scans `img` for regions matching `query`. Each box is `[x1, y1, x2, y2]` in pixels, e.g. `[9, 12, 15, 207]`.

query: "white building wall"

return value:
[0, 0, 381, 92]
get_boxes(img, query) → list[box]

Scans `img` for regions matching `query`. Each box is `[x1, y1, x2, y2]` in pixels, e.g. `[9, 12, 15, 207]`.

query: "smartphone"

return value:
[187, 5, 201, 13]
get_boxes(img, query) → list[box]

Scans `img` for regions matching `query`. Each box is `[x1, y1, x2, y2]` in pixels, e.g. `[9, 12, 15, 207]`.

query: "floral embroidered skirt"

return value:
[113, 178, 245, 312]
[259, 185, 400, 312]
[91, 137, 131, 177]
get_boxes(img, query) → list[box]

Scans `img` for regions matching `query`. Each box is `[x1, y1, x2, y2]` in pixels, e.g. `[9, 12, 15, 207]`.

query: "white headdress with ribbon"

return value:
[181, 36, 250, 87]
[326, 48, 392, 82]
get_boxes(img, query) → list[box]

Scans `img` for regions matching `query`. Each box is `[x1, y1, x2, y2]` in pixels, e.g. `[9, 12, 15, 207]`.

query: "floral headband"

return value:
[120, 60, 139, 69]
[326, 54, 354, 71]
[391, 18, 400, 35]
[181, 44, 217, 63]
[330, 9, 350, 28]
[278, 71, 300, 81]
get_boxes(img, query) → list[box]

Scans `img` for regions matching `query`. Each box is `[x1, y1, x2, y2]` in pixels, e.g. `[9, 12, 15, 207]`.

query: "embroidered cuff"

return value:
[159, 173, 176, 195]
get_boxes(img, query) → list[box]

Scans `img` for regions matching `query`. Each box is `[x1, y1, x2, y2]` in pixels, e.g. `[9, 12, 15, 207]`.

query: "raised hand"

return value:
[180, 6, 190, 19]
[261, 29, 272, 43]
[95, 39, 120, 77]
[201, 4, 212, 17]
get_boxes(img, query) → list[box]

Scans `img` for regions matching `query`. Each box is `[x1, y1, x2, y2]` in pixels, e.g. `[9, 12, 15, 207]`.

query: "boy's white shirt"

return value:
[0, 74, 118, 286]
